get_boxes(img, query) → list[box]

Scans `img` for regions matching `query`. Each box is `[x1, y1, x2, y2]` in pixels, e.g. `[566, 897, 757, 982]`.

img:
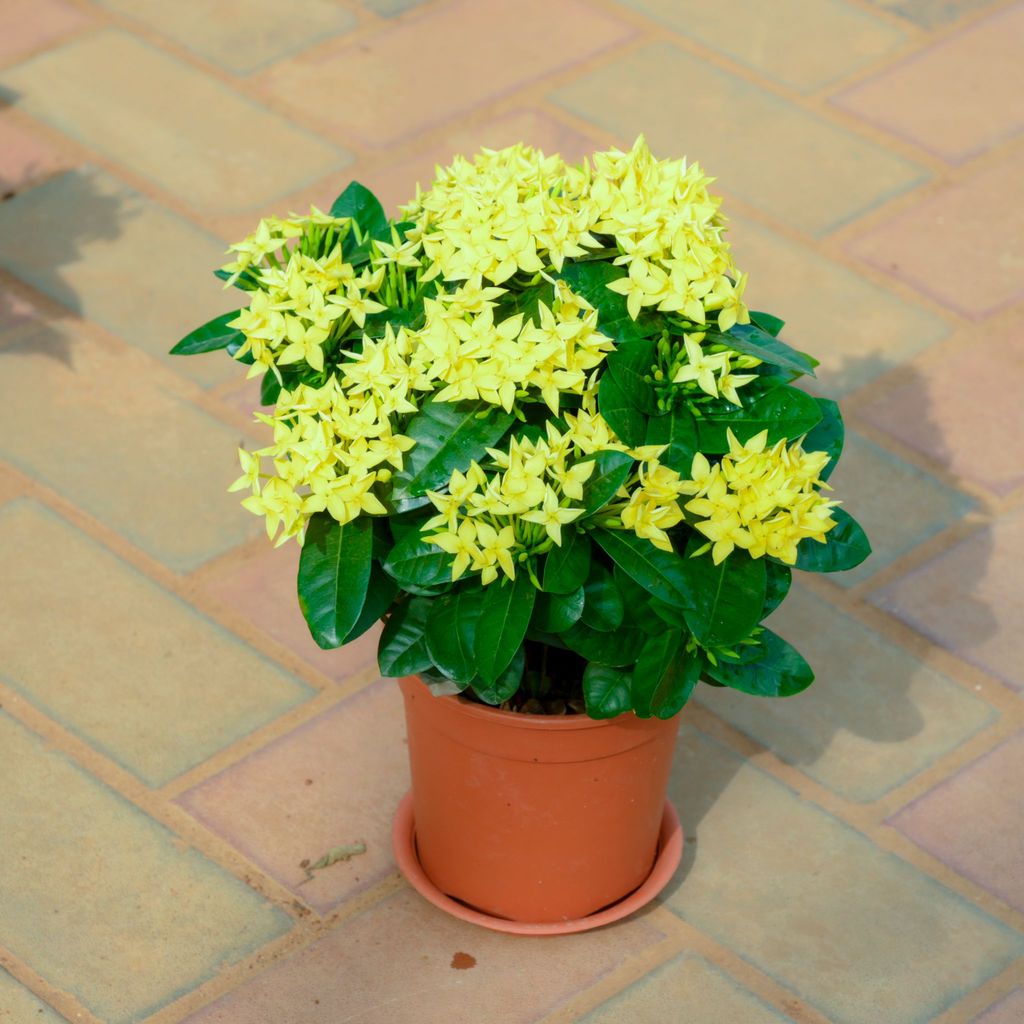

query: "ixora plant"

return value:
[173, 138, 869, 928]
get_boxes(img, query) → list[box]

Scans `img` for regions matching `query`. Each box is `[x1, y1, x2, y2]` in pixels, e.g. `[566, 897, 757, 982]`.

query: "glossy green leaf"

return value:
[170, 311, 243, 356]
[593, 528, 691, 610]
[425, 585, 486, 684]
[377, 597, 434, 676]
[558, 261, 661, 342]
[707, 322, 816, 378]
[260, 370, 281, 407]
[471, 645, 525, 706]
[794, 508, 871, 573]
[343, 565, 397, 643]
[297, 513, 374, 649]
[749, 310, 785, 337]
[419, 668, 468, 697]
[214, 267, 259, 291]
[474, 574, 537, 685]
[606, 338, 660, 414]
[695, 385, 823, 452]
[632, 633, 701, 719]
[762, 561, 792, 619]
[562, 620, 644, 666]
[703, 628, 814, 697]
[329, 181, 388, 242]
[582, 664, 633, 719]
[580, 561, 624, 632]
[801, 397, 844, 482]
[542, 529, 591, 594]
[390, 399, 514, 501]
[645, 406, 699, 474]
[681, 543, 767, 648]
[582, 449, 634, 517]
[531, 587, 585, 633]
[597, 370, 646, 447]
[382, 528, 452, 589]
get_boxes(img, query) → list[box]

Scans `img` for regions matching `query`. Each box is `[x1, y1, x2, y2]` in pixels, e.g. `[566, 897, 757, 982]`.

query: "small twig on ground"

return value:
[298, 841, 367, 884]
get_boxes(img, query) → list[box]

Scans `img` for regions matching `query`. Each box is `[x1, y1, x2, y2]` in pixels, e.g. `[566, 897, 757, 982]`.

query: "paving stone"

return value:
[889, 733, 1024, 913]
[361, 0, 427, 13]
[847, 147, 1024, 320]
[258, 0, 634, 147]
[727, 214, 949, 396]
[183, 887, 661, 1024]
[0, 281, 38, 333]
[0, 30, 350, 214]
[0, 712, 291, 1024]
[697, 586, 994, 801]
[0, 112, 69, 192]
[0, 327, 267, 572]
[868, 0, 1000, 27]
[0, 500, 312, 785]
[581, 953, 788, 1024]
[0, 969, 63, 1023]
[618, 0, 905, 91]
[870, 508, 1024, 690]
[179, 680, 407, 912]
[824, 430, 973, 586]
[199, 540, 382, 684]
[0, 167, 242, 387]
[96, 0, 357, 75]
[834, 5, 1024, 162]
[552, 43, 925, 237]
[665, 725, 1024, 1023]
[366, 107, 598, 214]
[858, 316, 1024, 494]
[973, 988, 1024, 1024]
[0, 0, 87, 64]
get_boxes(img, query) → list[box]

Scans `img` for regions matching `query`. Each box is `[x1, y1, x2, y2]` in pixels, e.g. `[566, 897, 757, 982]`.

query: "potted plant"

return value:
[172, 138, 869, 932]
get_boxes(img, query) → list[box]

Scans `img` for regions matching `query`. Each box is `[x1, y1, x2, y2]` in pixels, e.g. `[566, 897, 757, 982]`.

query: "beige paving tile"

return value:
[666, 725, 1023, 1023]
[0, 712, 291, 1024]
[0, 30, 350, 214]
[257, 0, 634, 147]
[551, 43, 926, 237]
[581, 952, 788, 1023]
[0, 969, 63, 1023]
[96, 0, 357, 75]
[834, 5, 1024, 162]
[0, 167, 241, 387]
[0, 0, 87, 64]
[618, 0, 905, 91]
[973, 988, 1024, 1024]
[0, 326, 264, 572]
[0, 111, 70, 192]
[869, 0, 1000, 26]
[0, 500, 312, 785]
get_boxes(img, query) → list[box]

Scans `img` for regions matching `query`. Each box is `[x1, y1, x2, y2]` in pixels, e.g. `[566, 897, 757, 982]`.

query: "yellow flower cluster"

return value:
[681, 430, 837, 565]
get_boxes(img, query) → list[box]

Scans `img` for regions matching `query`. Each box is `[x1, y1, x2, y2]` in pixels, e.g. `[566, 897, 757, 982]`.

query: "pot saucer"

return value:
[391, 792, 683, 935]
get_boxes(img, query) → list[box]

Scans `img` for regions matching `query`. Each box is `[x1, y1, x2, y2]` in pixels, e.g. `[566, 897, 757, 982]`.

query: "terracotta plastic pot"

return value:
[398, 675, 680, 923]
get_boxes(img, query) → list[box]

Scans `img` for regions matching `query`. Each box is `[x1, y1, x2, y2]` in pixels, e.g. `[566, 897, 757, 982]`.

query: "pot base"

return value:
[392, 791, 683, 935]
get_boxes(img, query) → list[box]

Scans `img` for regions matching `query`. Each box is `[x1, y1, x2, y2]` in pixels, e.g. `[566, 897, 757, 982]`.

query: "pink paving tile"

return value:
[257, 0, 634, 147]
[0, 283, 38, 332]
[888, 733, 1024, 913]
[178, 680, 408, 913]
[366, 108, 599, 215]
[184, 887, 662, 1024]
[200, 540, 382, 683]
[858, 316, 1024, 495]
[0, 114, 69, 192]
[847, 145, 1024, 320]
[0, 0, 88, 64]
[833, 5, 1024, 163]
[212, 374, 267, 422]
[973, 988, 1024, 1024]
[870, 509, 1023, 690]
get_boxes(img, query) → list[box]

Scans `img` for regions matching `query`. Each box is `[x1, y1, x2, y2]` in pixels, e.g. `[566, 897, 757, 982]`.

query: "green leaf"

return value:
[681, 542, 767, 648]
[632, 633, 702, 719]
[582, 449, 634, 517]
[471, 645, 525, 706]
[802, 397, 844, 482]
[562, 621, 644, 666]
[260, 370, 282, 406]
[707, 322, 816, 379]
[593, 528, 691, 610]
[695, 385, 823, 453]
[170, 311, 243, 356]
[542, 530, 591, 594]
[583, 664, 633, 719]
[496, 279, 554, 326]
[474, 574, 537, 685]
[297, 513, 374, 649]
[597, 370, 646, 447]
[645, 406, 698, 474]
[383, 528, 452, 589]
[749, 310, 785, 337]
[425, 585, 486, 684]
[420, 668, 468, 697]
[343, 565, 397, 643]
[558, 261, 661, 342]
[794, 508, 871, 573]
[762, 561, 792, 619]
[391, 399, 514, 501]
[580, 561, 624, 632]
[531, 587, 585, 633]
[377, 597, 434, 676]
[329, 181, 388, 242]
[606, 338, 660, 414]
[703, 628, 814, 697]
[214, 267, 259, 291]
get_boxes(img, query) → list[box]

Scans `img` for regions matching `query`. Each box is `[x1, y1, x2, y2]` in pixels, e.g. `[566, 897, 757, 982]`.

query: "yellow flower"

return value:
[520, 488, 584, 546]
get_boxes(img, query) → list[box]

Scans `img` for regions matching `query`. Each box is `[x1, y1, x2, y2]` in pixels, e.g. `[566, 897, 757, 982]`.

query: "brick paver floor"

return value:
[0, 1, 1022, 1021]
